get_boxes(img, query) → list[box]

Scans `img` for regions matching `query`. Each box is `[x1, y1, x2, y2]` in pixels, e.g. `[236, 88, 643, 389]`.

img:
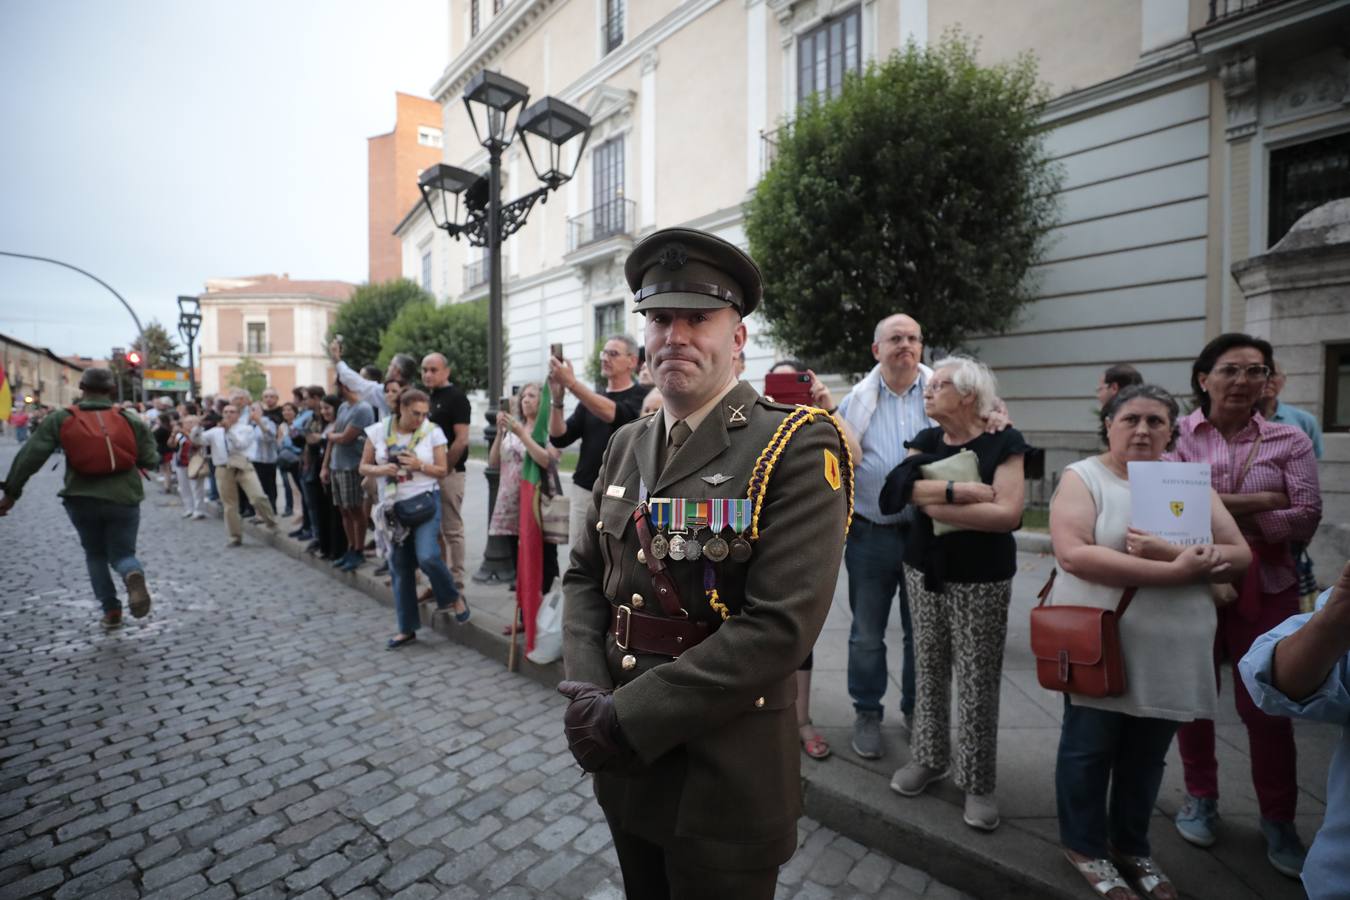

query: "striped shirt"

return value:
[1166, 409, 1321, 593]
[838, 370, 933, 524]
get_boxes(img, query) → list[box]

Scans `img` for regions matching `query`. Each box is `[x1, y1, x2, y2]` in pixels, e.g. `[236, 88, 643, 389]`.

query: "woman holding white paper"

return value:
[878, 355, 1027, 832]
[1048, 383, 1248, 900]
[1165, 333, 1322, 879]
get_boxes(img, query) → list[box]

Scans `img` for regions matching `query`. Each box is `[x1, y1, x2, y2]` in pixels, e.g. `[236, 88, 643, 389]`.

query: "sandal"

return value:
[1110, 853, 1175, 900]
[799, 723, 831, 760]
[1063, 850, 1138, 900]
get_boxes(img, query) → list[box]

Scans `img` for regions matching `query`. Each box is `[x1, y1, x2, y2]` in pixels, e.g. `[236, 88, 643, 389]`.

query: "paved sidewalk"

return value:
[0, 440, 970, 899]
[278, 459, 1337, 900]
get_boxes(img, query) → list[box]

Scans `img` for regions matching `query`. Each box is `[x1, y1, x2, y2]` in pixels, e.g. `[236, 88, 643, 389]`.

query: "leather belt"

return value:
[613, 605, 711, 658]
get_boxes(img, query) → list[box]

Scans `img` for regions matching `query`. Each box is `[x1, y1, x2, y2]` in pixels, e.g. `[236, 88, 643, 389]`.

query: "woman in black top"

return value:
[879, 355, 1028, 832]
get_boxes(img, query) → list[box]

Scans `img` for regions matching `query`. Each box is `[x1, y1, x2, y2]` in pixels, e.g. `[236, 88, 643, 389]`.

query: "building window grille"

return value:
[1326, 342, 1350, 433]
[594, 302, 623, 347]
[1269, 131, 1350, 247]
[246, 323, 267, 355]
[603, 0, 624, 54]
[591, 136, 625, 239]
[797, 5, 861, 105]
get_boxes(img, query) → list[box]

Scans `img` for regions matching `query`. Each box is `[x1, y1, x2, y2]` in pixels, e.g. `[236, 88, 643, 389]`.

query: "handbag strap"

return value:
[1037, 567, 1137, 617]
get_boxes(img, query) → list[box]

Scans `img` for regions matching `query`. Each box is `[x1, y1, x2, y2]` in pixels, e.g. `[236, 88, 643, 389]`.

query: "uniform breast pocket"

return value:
[598, 495, 636, 599]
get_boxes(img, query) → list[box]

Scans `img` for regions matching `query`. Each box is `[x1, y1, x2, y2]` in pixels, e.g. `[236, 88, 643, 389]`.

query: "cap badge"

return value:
[657, 244, 688, 271]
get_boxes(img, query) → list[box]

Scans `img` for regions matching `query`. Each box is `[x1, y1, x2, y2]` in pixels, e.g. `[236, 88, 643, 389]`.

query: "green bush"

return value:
[746, 33, 1062, 374]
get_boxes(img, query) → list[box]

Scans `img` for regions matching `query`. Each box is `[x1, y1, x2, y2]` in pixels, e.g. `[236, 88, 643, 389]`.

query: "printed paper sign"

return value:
[1128, 461, 1212, 546]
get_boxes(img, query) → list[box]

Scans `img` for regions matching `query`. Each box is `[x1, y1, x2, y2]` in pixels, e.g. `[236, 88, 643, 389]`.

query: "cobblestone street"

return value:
[0, 443, 969, 900]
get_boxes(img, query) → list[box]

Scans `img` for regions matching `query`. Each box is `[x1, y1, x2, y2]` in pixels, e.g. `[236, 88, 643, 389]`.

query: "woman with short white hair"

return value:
[878, 355, 1029, 831]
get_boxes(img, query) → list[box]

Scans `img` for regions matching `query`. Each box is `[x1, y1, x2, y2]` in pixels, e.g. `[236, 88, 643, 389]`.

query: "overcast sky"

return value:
[0, 0, 449, 360]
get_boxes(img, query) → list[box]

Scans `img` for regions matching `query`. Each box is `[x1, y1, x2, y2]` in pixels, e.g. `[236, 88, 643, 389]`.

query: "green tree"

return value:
[130, 320, 184, 369]
[746, 34, 1061, 374]
[379, 299, 495, 393]
[327, 279, 432, 368]
[227, 356, 268, 399]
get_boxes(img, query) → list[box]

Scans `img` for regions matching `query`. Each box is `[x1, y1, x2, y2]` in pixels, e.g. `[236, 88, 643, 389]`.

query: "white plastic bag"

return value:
[526, 587, 564, 664]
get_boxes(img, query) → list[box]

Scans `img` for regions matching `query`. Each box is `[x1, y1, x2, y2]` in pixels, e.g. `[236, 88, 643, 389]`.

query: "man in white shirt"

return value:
[203, 403, 276, 546]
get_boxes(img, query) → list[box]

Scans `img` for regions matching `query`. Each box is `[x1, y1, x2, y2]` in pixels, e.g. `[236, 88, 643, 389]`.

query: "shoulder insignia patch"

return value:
[824, 449, 841, 491]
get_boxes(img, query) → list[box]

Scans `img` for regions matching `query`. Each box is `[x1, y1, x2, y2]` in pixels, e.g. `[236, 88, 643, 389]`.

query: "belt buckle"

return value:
[615, 604, 633, 651]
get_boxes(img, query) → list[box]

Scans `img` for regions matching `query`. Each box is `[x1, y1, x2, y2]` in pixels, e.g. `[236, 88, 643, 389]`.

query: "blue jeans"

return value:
[300, 475, 323, 537]
[1056, 697, 1180, 858]
[845, 517, 915, 717]
[63, 496, 144, 614]
[389, 496, 459, 635]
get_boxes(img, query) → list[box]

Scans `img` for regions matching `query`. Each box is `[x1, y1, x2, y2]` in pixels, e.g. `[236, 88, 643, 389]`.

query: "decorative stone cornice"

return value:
[1220, 50, 1258, 140]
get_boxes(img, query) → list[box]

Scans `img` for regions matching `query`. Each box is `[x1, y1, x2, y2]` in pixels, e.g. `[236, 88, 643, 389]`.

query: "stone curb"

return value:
[233, 513, 1079, 900]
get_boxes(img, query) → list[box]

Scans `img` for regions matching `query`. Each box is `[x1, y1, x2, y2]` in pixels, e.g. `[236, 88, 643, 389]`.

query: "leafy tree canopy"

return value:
[327, 279, 432, 370]
[379, 299, 495, 393]
[746, 33, 1062, 375]
[130, 320, 183, 368]
[227, 356, 268, 399]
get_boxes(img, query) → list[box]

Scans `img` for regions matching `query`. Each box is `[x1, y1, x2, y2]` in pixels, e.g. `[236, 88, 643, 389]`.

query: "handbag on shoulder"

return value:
[537, 462, 570, 545]
[1029, 569, 1136, 698]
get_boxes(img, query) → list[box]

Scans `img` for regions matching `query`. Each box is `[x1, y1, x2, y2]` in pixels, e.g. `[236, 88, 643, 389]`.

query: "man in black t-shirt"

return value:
[421, 353, 472, 587]
[548, 334, 649, 543]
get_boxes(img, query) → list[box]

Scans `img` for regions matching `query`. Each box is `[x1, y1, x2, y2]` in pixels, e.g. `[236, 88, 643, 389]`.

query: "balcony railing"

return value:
[1207, 0, 1290, 22]
[463, 255, 507, 292]
[567, 198, 636, 252]
[760, 127, 780, 177]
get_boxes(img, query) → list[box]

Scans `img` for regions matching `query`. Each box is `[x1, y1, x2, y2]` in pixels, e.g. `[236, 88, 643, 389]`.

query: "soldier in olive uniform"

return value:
[559, 227, 853, 899]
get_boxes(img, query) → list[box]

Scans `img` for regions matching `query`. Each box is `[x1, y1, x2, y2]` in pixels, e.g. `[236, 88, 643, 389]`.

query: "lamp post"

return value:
[177, 295, 202, 400]
[419, 71, 591, 584]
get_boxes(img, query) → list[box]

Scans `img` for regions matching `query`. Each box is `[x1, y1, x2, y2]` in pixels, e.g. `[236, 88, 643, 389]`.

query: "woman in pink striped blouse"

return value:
[1165, 333, 1322, 880]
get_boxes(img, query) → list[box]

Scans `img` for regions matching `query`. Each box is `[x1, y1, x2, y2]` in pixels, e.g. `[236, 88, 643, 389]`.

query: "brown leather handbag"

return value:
[1030, 569, 1136, 698]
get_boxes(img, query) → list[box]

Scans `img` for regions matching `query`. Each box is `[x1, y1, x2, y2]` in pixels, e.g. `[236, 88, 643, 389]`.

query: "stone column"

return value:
[1233, 198, 1350, 583]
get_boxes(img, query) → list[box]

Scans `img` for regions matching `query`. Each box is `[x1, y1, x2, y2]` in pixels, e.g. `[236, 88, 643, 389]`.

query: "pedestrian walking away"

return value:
[0, 367, 159, 628]
[560, 227, 853, 899]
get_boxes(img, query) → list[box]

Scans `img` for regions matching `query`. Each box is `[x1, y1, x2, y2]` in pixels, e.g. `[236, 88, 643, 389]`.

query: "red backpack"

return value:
[59, 406, 139, 476]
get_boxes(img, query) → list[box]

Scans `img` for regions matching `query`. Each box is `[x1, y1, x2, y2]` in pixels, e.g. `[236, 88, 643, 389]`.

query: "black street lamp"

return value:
[177, 295, 202, 400]
[419, 71, 591, 585]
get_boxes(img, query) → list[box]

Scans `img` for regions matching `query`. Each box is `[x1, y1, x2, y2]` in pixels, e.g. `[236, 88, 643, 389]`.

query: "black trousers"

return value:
[606, 815, 777, 900]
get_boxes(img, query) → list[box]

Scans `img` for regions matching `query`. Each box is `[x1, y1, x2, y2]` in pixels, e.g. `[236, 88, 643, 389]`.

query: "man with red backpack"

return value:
[0, 368, 159, 628]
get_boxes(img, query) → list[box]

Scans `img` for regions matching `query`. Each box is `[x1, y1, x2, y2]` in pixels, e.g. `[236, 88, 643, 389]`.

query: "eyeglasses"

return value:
[922, 379, 954, 396]
[1210, 364, 1271, 381]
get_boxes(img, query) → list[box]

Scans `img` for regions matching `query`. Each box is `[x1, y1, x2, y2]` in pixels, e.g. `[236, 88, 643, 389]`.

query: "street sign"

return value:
[143, 369, 191, 391]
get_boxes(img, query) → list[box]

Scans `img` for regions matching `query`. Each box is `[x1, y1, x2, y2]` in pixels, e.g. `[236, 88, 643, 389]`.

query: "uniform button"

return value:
[595, 521, 604, 532]
[637, 549, 647, 564]
[621, 654, 637, 670]
[754, 696, 766, 709]
[630, 593, 644, 609]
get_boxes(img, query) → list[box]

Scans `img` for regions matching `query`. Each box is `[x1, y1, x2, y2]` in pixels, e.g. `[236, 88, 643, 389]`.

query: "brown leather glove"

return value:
[558, 680, 631, 772]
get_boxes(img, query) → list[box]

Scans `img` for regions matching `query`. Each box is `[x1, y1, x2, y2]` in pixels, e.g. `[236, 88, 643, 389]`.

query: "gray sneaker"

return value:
[889, 761, 948, 796]
[851, 711, 884, 760]
[1260, 818, 1306, 879]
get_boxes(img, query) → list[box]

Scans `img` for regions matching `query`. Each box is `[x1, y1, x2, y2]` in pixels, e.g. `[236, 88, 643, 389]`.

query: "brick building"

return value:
[368, 93, 444, 284]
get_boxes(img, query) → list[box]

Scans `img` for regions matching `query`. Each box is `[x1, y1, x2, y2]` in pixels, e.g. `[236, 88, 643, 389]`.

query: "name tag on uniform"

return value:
[606, 484, 627, 498]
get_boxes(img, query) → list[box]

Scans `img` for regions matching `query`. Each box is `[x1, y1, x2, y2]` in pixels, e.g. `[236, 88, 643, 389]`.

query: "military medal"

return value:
[704, 499, 729, 562]
[650, 533, 669, 560]
[728, 498, 753, 562]
[668, 534, 687, 560]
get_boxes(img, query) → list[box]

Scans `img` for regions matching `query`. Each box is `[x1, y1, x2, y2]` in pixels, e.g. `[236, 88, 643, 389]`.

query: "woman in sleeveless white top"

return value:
[1048, 386, 1250, 900]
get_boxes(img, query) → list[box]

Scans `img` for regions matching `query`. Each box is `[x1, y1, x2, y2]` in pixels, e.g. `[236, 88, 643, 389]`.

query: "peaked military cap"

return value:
[626, 227, 763, 317]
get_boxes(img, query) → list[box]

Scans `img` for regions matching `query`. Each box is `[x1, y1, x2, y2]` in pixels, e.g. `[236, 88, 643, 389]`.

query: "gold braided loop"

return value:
[746, 406, 854, 542]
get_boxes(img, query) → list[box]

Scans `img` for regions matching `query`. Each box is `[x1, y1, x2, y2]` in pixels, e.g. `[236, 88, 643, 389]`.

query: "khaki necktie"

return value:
[661, 419, 692, 475]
